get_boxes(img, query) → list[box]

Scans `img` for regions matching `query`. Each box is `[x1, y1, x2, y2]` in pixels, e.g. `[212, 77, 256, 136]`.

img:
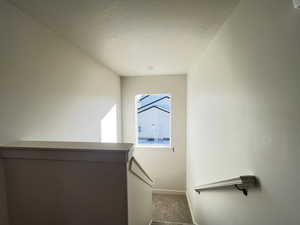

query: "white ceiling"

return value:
[9, 0, 239, 76]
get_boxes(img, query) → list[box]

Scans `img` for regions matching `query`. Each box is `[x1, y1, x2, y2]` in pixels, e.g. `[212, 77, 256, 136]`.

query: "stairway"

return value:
[151, 194, 194, 225]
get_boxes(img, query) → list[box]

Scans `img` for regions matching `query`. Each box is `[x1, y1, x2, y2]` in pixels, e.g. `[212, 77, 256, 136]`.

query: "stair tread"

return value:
[152, 194, 193, 224]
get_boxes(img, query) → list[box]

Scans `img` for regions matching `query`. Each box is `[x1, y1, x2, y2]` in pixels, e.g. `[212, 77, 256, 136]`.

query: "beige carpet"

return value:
[152, 194, 194, 225]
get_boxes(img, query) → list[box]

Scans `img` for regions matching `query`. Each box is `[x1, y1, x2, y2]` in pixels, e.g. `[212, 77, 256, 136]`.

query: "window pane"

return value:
[136, 94, 171, 146]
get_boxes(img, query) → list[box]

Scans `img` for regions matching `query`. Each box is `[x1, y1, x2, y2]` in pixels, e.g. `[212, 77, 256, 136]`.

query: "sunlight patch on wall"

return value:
[101, 105, 117, 143]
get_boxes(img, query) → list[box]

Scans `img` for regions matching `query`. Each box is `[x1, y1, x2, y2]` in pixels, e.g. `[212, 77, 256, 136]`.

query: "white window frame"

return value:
[135, 93, 173, 149]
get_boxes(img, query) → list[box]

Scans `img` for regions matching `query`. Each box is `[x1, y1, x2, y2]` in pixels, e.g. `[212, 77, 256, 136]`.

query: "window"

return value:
[136, 94, 171, 147]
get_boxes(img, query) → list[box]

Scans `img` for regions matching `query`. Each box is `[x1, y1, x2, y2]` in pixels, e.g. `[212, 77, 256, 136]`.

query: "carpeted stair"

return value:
[151, 194, 194, 225]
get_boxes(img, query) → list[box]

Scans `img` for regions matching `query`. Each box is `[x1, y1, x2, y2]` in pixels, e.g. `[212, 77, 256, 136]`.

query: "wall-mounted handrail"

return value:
[129, 157, 153, 187]
[194, 176, 256, 196]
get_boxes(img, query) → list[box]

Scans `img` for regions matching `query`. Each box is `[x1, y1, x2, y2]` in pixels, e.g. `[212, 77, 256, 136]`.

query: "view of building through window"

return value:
[136, 94, 171, 146]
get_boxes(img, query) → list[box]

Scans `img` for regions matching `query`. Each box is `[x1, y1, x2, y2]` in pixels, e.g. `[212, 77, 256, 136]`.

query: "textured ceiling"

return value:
[9, 0, 239, 76]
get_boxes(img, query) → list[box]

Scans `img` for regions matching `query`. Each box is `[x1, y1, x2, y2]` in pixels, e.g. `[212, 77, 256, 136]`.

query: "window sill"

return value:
[134, 145, 174, 151]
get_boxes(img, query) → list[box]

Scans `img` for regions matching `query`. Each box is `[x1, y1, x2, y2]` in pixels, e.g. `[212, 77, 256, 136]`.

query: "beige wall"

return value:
[187, 0, 300, 225]
[122, 75, 186, 191]
[127, 165, 152, 225]
[0, 1, 121, 145]
[0, 2, 121, 223]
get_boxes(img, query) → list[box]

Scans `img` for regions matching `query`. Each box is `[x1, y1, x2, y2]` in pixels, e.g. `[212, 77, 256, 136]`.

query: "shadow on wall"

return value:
[101, 104, 118, 143]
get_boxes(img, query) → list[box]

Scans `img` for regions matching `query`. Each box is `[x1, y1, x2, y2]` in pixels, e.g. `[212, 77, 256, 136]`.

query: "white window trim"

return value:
[134, 93, 172, 149]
